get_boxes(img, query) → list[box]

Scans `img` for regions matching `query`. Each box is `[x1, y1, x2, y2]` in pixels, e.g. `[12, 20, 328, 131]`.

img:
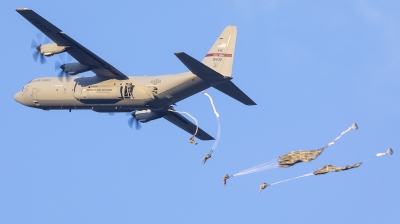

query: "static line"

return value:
[168, 109, 199, 137]
[270, 173, 314, 186]
[202, 91, 221, 154]
[202, 91, 220, 118]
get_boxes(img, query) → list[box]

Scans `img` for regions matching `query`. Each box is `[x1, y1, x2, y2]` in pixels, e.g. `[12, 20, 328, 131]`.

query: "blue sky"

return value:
[2, 0, 399, 223]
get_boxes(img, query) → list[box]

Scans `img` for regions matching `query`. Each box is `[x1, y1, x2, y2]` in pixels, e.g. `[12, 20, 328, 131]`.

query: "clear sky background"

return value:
[1, 0, 399, 223]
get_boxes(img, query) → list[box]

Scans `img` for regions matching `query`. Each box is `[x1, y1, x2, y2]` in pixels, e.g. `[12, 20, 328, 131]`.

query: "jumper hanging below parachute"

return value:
[258, 183, 268, 194]
[202, 153, 211, 164]
[223, 174, 230, 186]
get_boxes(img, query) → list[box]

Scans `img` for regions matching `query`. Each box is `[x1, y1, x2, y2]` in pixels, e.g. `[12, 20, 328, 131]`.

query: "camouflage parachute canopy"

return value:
[278, 147, 325, 168]
[313, 162, 362, 175]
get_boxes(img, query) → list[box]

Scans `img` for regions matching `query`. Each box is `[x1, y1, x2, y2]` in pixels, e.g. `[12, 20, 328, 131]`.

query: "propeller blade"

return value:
[57, 69, 65, 78]
[55, 61, 62, 71]
[135, 118, 142, 130]
[128, 117, 134, 129]
[31, 39, 38, 49]
[39, 54, 46, 64]
[32, 51, 39, 62]
[55, 53, 73, 82]
[31, 33, 48, 64]
[127, 111, 142, 130]
[36, 33, 43, 42]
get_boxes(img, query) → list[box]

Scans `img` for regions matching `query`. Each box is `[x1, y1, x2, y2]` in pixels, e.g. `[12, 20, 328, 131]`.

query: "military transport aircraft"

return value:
[14, 8, 256, 141]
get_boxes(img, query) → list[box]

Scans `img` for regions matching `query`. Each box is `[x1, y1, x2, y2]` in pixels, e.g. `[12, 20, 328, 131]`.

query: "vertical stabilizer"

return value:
[202, 26, 236, 77]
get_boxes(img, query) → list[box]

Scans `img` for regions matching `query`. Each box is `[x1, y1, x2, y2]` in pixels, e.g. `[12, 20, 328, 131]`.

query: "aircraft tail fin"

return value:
[201, 26, 236, 77]
[174, 52, 256, 106]
[174, 26, 256, 106]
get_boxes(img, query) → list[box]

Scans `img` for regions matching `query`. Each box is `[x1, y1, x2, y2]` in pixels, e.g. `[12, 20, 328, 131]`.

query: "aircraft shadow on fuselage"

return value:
[73, 76, 123, 86]
[79, 99, 123, 104]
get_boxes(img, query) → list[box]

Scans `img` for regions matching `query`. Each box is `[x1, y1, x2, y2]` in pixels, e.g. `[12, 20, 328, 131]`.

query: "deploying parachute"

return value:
[232, 123, 358, 177]
[278, 123, 358, 168]
[219, 120, 393, 194]
[254, 147, 394, 194]
[278, 148, 325, 168]
[257, 162, 363, 193]
[376, 148, 393, 157]
[313, 162, 362, 175]
[167, 91, 222, 165]
[201, 91, 222, 164]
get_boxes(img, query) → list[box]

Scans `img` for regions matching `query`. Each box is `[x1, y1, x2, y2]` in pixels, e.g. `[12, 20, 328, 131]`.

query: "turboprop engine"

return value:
[37, 43, 69, 56]
[134, 109, 163, 123]
[59, 62, 91, 75]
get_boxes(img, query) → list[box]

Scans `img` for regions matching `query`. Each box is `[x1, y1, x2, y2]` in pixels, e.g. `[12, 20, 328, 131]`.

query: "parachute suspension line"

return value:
[202, 91, 221, 155]
[326, 123, 358, 148]
[232, 159, 279, 177]
[270, 173, 314, 186]
[168, 109, 199, 145]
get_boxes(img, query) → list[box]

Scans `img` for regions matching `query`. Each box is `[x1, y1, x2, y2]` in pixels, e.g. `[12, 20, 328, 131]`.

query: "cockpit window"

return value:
[22, 85, 28, 93]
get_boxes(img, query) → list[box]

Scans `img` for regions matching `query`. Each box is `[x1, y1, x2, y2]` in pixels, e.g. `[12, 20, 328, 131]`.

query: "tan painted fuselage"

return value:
[14, 72, 209, 112]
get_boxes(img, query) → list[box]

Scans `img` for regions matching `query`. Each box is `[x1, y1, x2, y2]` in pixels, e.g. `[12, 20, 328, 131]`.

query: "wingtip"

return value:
[243, 99, 257, 105]
[15, 8, 31, 11]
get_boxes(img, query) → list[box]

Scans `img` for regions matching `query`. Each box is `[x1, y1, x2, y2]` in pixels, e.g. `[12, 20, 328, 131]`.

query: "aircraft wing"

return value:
[16, 8, 128, 80]
[162, 111, 215, 141]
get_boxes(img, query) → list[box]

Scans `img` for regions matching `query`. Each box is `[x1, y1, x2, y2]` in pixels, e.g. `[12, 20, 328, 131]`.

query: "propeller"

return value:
[55, 53, 72, 81]
[31, 33, 50, 64]
[127, 112, 142, 130]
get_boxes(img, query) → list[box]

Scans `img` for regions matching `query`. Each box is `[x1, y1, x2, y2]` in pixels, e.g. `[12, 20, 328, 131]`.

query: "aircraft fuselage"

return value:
[14, 72, 209, 112]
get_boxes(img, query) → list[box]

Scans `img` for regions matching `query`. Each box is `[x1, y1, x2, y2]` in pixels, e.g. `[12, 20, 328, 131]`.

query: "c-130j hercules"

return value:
[14, 8, 256, 141]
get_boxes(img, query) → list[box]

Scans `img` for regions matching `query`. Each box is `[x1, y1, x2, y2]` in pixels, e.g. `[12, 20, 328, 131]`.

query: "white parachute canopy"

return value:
[376, 148, 393, 157]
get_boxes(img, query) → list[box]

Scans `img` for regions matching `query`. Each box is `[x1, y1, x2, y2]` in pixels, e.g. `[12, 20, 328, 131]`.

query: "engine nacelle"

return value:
[39, 43, 69, 56]
[134, 109, 163, 123]
[61, 62, 91, 75]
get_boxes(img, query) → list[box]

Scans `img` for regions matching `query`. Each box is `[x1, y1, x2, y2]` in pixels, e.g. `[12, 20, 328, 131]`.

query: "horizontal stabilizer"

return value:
[163, 110, 215, 140]
[174, 52, 231, 85]
[213, 81, 256, 105]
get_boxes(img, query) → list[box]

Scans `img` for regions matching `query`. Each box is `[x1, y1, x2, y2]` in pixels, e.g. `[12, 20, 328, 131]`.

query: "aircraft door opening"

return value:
[124, 83, 133, 98]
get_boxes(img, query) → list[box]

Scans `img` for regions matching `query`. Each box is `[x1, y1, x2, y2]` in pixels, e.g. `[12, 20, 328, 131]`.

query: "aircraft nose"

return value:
[14, 91, 25, 105]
